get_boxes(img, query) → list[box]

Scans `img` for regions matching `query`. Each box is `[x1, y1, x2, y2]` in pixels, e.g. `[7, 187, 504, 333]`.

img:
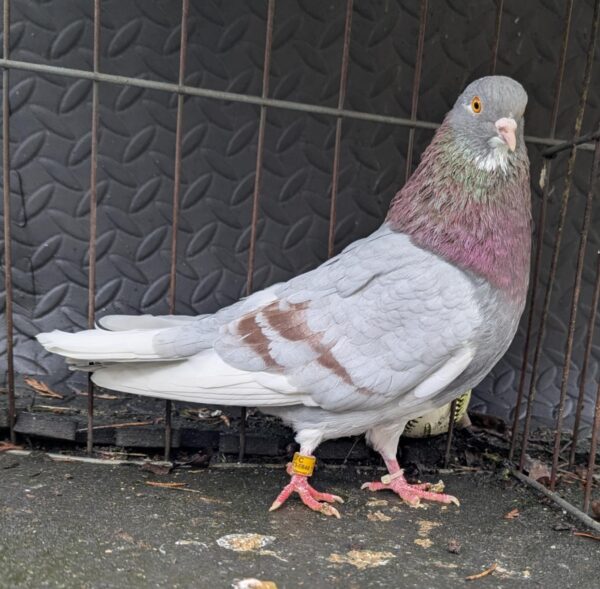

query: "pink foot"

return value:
[269, 465, 344, 518]
[362, 471, 460, 508]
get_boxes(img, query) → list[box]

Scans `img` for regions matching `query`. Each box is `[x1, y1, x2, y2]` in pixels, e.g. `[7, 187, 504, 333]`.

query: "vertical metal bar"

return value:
[583, 256, 600, 513]
[2, 0, 15, 443]
[489, 0, 504, 74]
[447, 0, 503, 451]
[85, 0, 101, 456]
[444, 399, 458, 468]
[509, 0, 573, 461]
[164, 0, 190, 461]
[519, 0, 599, 471]
[509, 0, 573, 462]
[404, 0, 427, 184]
[326, 0, 353, 258]
[508, 0, 574, 460]
[570, 250, 600, 466]
[549, 137, 600, 490]
[241, 0, 275, 461]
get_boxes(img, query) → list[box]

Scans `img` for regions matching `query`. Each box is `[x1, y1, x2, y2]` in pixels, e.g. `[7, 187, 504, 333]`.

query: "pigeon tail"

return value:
[36, 328, 182, 363]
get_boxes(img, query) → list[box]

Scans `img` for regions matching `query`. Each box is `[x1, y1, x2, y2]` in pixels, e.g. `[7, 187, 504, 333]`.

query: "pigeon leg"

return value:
[269, 456, 344, 518]
[362, 458, 460, 507]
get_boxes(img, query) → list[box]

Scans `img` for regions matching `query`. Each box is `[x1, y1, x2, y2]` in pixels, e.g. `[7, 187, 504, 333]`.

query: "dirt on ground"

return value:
[1, 451, 599, 589]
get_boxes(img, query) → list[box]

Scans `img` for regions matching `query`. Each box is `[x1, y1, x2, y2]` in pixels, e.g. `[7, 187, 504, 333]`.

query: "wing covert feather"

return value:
[215, 225, 481, 411]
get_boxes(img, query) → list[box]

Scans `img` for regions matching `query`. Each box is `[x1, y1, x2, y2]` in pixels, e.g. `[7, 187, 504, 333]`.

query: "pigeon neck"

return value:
[386, 120, 531, 300]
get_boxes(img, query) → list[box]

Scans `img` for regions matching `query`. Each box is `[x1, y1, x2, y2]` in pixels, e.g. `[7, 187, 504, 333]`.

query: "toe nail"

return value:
[333, 495, 344, 504]
[450, 497, 460, 507]
[360, 483, 370, 490]
[268, 501, 281, 512]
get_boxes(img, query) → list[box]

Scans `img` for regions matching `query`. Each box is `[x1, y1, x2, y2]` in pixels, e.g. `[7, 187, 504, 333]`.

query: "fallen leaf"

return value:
[141, 461, 173, 476]
[25, 377, 64, 399]
[145, 481, 187, 489]
[523, 457, 551, 485]
[367, 510, 391, 522]
[414, 538, 433, 549]
[504, 508, 520, 519]
[328, 550, 395, 570]
[466, 563, 498, 581]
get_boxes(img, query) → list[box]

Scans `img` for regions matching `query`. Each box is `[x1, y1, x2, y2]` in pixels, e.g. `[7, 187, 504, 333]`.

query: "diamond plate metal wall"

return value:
[1, 0, 600, 433]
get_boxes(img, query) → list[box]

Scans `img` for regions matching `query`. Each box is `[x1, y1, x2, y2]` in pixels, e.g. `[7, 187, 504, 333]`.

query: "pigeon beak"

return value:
[495, 117, 517, 152]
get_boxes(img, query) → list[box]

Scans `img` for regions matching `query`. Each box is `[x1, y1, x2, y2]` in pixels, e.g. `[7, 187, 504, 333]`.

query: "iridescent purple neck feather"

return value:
[386, 118, 531, 300]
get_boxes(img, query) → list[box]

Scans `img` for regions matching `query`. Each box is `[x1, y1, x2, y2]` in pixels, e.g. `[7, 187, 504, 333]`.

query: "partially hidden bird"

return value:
[37, 76, 531, 518]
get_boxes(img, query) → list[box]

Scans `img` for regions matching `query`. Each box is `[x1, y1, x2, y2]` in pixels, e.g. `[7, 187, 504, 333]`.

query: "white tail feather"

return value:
[90, 349, 307, 407]
[36, 328, 175, 362]
[97, 314, 201, 331]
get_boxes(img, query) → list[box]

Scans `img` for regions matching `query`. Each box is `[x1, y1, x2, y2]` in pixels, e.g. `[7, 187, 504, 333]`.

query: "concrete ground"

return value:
[1, 452, 599, 589]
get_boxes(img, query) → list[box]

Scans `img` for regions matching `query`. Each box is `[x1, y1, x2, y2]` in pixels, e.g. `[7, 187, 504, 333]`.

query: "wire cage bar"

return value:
[0, 0, 599, 529]
[2, 0, 15, 444]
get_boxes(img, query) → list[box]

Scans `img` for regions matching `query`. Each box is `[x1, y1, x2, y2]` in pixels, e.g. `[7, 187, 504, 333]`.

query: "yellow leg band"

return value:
[292, 452, 316, 476]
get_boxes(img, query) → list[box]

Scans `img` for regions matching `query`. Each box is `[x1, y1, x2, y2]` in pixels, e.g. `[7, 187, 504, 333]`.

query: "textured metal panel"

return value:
[1, 0, 599, 433]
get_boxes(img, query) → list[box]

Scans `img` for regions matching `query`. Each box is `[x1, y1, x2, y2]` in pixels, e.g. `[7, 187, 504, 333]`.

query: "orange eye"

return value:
[471, 96, 482, 113]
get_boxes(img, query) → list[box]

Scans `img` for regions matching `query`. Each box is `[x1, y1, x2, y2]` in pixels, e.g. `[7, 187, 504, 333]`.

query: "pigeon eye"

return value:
[471, 96, 482, 113]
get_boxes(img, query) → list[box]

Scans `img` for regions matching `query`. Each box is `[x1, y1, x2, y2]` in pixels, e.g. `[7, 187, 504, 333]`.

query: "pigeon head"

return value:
[386, 75, 531, 299]
[445, 76, 528, 172]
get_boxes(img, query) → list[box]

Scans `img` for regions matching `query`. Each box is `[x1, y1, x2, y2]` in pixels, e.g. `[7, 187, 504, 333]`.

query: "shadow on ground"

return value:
[1, 452, 599, 588]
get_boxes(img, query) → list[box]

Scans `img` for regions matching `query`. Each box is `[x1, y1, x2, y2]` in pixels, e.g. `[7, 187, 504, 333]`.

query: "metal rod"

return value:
[549, 136, 600, 490]
[240, 0, 275, 462]
[0, 58, 591, 151]
[509, 0, 574, 461]
[1, 0, 15, 443]
[164, 0, 190, 462]
[512, 470, 600, 533]
[583, 303, 600, 512]
[490, 0, 504, 74]
[543, 129, 600, 158]
[570, 253, 600, 466]
[327, 0, 353, 258]
[246, 0, 274, 297]
[85, 0, 101, 456]
[164, 399, 172, 462]
[404, 0, 428, 184]
[444, 399, 458, 468]
[518, 0, 596, 471]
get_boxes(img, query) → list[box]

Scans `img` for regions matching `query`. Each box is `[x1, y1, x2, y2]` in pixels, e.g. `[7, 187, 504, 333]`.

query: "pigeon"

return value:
[37, 76, 531, 518]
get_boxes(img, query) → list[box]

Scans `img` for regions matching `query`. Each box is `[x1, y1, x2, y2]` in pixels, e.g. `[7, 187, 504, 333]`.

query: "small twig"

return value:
[342, 434, 363, 465]
[75, 391, 118, 400]
[75, 419, 157, 432]
[145, 481, 187, 489]
[574, 532, 600, 542]
[33, 405, 79, 414]
[144, 481, 228, 503]
[0, 442, 22, 452]
[465, 563, 498, 581]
